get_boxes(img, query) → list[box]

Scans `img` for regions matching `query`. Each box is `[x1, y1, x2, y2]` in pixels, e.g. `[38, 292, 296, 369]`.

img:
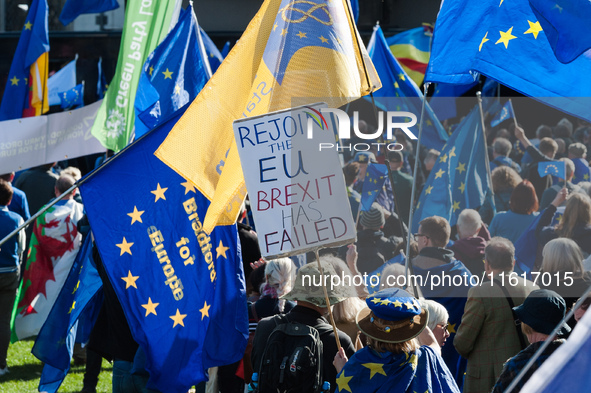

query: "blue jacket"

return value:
[0, 205, 24, 272]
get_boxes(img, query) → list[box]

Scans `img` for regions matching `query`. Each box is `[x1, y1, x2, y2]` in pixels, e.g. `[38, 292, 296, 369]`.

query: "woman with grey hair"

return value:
[540, 238, 591, 326]
[421, 299, 450, 348]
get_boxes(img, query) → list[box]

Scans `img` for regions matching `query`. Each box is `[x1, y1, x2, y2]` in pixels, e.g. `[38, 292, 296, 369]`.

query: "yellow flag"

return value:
[155, 0, 380, 233]
[29, 52, 49, 116]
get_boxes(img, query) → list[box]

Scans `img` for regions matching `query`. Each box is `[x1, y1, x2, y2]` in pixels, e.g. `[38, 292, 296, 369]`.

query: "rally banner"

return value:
[0, 100, 104, 174]
[90, 0, 180, 152]
[233, 103, 356, 259]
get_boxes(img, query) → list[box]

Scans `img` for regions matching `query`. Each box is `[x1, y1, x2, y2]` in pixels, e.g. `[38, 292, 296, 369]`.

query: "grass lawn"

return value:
[0, 339, 113, 393]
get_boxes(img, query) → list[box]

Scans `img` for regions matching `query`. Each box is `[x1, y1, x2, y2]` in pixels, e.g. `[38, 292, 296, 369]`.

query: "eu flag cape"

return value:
[79, 106, 248, 393]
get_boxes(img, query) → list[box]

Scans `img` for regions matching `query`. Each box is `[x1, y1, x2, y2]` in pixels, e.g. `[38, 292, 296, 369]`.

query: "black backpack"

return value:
[255, 315, 332, 393]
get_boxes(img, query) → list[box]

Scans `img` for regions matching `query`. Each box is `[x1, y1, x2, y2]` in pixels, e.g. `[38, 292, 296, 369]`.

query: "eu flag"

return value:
[199, 27, 224, 74]
[368, 25, 448, 151]
[528, 0, 591, 63]
[490, 100, 514, 127]
[359, 163, 388, 212]
[412, 104, 492, 232]
[572, 158, 591, 184]
[58, 83, 84, 110]
[79, 106, 248, 393]
[430, 81, 478, 121]
[538, 160, 566, 179]
[59, 0, 119, 26]
[134, 5, 210, 139]
[0, 0, 49, 121]
[32, 235, 103, 393]
[427, 0, 591, 122]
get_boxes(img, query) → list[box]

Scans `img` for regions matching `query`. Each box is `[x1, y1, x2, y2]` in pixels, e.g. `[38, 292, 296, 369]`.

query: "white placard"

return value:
[233, 103, 356, 258]
[0, 100, 105, 174]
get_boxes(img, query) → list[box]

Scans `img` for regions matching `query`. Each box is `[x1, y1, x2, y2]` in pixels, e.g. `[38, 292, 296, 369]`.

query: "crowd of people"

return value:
[0, 115, 591, 393]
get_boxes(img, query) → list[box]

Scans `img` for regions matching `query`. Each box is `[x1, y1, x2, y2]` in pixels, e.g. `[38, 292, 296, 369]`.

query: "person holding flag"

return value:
[538, 158, 581, 210]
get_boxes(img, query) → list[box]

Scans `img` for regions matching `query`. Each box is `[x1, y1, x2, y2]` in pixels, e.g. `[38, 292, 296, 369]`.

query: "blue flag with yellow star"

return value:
[572, 158, 591, 184]
[335, 345, 459, 393]
[538, 160, 566, 179]
[427, 0, 591, 122]
[528, 0, 591, 63]
[368, 25, 448, 151]
[360, 163, 388, 212]
[412, 103, 491, 232]
[32, 234, 104, 393]
[0, 0, 49, 121]
[59, 0, 119, 26]
[58, 83, 85, 110]
[134, 5, 210, 139]
[79, 105, 248, 393]
[490, 100, 514, 127]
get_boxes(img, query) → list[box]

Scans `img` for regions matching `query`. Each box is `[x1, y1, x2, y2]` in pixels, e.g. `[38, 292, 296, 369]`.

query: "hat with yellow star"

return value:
[356, 288, 428, 343]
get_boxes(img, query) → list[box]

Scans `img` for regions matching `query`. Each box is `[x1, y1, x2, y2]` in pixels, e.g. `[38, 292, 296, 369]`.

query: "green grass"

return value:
[0, 339, 113, 393]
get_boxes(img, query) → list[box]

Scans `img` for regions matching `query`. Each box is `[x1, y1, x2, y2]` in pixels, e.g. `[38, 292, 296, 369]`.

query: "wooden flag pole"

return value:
[314, 248, 342, 351]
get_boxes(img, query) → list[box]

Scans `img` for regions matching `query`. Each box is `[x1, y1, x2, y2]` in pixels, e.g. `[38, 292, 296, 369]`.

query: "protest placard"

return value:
[233, 102, 356, 259]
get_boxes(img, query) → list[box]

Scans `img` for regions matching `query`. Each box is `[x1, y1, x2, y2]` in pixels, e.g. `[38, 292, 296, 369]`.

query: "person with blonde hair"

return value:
[332, 288, 460, 393]
[421, 299, 450, 348]
[536, 190, 591, 255]
[323, 254, 366, 350]
[540, 238, 591, 324]
[480, 166, 522, 223]
[254, 257, 296, 316]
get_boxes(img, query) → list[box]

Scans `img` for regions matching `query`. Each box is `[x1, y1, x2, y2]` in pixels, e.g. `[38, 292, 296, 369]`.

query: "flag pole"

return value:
[504, 283, 591, 393]
[509, 98, 518, 129]
[476, 91, 495, 199]
[314, 248, 341, 351]
[404, 82, 430, 298]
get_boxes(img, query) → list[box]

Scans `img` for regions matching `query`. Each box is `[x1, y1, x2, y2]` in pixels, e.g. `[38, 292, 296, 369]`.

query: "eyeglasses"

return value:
[437, 323, 449, 331]
[413, 233, 429, 239]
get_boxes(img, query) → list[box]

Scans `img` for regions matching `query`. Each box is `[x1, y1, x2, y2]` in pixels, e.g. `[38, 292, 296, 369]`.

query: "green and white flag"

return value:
[91, 0, 180, 152]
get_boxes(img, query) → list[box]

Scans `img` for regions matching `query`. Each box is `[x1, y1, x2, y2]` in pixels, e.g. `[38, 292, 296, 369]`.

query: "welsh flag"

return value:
[11, 199, 84, 342]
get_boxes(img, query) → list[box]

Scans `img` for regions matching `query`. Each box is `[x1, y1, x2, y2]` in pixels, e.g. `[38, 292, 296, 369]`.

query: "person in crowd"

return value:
[454, 237, 538, 393]
[519, 124, 553, 167]
[554, 138, 567, 159]
[411, 216, 473, 388]
[352, 151, 394, 213]
[423, 149, 440, 177]
[574, 295, 591, 323]
[567, 142, 591, 184]
[492, 289, 570, 393]
[251, 262, 356, 393]
[514, 125, 559, 201]
[387, 150, 413, 224]
[343, 162, 361, 219]
[0, 172, 30, 222]
[554, 119, 574, 148]
[355, 204, 398, 275]
[0, 180, 26, 376]
[450, 209, 491, 277]
[536, 190, 591, 255]
[332, 288, 460, 393]
[539, 157, 581, 210]
[489, 180, 540, 244]
[14, 163, 59, 215]
[250, 258, 296, 320]
[479, 166, 522, 224]
[421, 299, 451, 348]
[490, 137, 521, 174]
[323, 254, 366, 350]
[539, 238, 591, 327]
